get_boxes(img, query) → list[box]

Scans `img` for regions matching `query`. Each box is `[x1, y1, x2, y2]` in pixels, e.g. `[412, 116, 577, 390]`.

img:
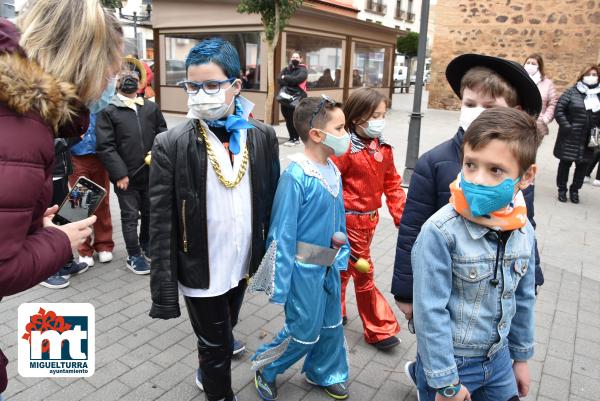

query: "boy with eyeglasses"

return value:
[250, 95, 351, 401]
[149, 38, 280, 401]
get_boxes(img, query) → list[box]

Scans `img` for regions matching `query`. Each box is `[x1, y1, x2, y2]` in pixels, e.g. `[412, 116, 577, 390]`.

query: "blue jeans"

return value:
[416, 345, 519, 401]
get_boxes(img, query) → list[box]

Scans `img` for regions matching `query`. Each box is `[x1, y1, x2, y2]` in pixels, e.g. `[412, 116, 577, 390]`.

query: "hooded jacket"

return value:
[0, 18, 89, 394]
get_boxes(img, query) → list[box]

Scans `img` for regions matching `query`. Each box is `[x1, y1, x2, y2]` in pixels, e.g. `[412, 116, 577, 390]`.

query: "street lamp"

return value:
[118, 0, 152, 57]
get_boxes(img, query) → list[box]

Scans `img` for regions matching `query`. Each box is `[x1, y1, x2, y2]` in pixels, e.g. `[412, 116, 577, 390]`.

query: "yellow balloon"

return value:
[354, 258, 370, 273]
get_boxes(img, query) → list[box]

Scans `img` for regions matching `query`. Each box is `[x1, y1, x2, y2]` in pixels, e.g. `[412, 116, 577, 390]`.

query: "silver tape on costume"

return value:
[295, 241, 338, 266]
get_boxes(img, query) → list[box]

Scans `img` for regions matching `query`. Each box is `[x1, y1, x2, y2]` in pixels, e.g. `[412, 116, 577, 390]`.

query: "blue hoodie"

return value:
[70, 113, 97, 156]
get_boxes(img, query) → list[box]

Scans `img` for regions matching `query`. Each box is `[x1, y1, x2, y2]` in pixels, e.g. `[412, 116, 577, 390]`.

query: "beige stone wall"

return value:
[428, 0, 600, 110]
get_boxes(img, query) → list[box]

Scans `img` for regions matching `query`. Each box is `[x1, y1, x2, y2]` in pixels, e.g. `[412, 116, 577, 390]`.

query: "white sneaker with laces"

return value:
[78, 255, 94, 267]
[593, 180, 600, 187]
[98, 251, 113, 263]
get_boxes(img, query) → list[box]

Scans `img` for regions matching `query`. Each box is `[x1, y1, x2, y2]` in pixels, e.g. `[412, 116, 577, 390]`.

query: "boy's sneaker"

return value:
[593, 180, 600, 187]
[255, 370, 277, 401]
[40, 273, 70, 289]
[78, 255, 94, 267]
[584, 176, 591, 183]
[283, 140, 296, 147]
[58, 260, 89, 279]
[126, 254, 150, 275]
[404, 361, 417, 386]
[305, 377, 349, 400]
[372, 336, 400, 350]
[232, 338, 246, 357]
[195, 368, 203, 391]
[98, 251, 113, 263]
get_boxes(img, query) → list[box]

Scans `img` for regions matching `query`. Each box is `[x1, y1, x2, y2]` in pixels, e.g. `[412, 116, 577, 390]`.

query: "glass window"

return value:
[286, 33, 343, 89]
[164, 32, 262, 90]
[353, 43, 389, 88]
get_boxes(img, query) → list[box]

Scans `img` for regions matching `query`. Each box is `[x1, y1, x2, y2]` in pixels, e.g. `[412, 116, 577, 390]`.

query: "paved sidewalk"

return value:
[1, 92, 598, 400]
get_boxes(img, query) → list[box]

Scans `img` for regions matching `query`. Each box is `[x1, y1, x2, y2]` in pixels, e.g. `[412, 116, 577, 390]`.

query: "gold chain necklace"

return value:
[197, 121, 249, 189]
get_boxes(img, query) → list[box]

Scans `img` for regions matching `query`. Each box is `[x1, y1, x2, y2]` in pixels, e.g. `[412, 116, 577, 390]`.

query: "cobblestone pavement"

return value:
[1, 93, 598, 400]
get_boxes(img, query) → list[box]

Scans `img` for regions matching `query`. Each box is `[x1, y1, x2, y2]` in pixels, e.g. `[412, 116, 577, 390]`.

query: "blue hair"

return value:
[185, 38, 241, 79]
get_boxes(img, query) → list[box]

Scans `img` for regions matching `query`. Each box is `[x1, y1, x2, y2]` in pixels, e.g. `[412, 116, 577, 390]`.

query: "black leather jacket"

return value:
[148, 118, 280, 319]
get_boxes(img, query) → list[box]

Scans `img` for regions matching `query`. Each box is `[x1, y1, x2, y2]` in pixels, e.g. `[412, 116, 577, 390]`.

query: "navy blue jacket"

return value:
[391, 128, 542, 302]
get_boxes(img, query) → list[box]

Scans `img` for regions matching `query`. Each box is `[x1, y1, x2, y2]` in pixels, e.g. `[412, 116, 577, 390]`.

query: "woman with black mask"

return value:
[278, 52, 307, 146]
[554, 64, 600, 203]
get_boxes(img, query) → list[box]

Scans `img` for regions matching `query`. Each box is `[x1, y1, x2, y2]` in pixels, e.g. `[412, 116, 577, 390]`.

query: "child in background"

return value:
[251, 96, 351, 401]
[331, 87, 406, 350]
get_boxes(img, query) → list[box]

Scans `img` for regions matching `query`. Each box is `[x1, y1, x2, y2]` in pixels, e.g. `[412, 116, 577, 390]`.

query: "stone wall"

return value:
[428, 0, 600, 110]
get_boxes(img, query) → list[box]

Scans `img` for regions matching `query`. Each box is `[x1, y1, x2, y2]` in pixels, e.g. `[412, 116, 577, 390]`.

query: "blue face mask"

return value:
[88, 77, 117, 114]
[460, 172, 520, 217]
[320, 129, 350, 156]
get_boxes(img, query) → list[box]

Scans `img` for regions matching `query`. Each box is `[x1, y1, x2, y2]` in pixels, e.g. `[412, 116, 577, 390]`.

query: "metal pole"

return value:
[133, 11, 138, 57]
[402, 0, 430, 187]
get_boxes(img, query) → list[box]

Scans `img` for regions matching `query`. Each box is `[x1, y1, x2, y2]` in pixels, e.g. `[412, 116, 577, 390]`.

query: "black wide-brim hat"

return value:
[445, 53, 542, 117]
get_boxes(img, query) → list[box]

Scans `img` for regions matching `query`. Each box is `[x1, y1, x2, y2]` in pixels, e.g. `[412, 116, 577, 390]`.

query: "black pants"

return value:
[114, 183, 149, 257]
[586, 150, 600, 179]
[184, 280, 247, 401]
[281, 104, 299, 141]
[557, 160, 588, 192]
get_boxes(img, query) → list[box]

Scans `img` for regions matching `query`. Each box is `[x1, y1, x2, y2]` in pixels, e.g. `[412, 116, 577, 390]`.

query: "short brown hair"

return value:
[293, 96, 342, 143]
[343, 88, 390, 133]
[460, 66, 519, 107]
[463, 108, 541, 174]
[576, 64, 599, 82]
[525, 53, 545, 78]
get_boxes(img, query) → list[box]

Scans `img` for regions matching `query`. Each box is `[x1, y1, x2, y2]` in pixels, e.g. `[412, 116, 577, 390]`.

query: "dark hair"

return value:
[293, 97, 342, 143]
[343, 87, 389, 134]
[460, 66, 519, 107]
[524, 53, 545, 78]
[577, 64, 599, 82]
[185, 37, 241, 79]
[463, 108, 541, 174]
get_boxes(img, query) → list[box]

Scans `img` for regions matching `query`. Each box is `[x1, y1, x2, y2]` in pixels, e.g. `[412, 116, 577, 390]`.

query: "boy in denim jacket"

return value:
[411, 108, 540, 401]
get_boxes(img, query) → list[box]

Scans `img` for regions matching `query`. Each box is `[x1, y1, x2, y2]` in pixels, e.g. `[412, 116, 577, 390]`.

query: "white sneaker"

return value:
[78, 255, 94, 267]
[593, 180, 600, 187]
[584, 176, 591, 183]
[283, 140, 296, 147]
[98, 251, 113, 263]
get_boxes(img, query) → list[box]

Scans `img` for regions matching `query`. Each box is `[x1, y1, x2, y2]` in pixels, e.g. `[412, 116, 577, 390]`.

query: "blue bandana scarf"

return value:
[205, 97, 254, 155]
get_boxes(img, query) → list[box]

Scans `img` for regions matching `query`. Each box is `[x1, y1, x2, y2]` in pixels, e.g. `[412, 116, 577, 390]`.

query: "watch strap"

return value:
[436, 382, 462, 398]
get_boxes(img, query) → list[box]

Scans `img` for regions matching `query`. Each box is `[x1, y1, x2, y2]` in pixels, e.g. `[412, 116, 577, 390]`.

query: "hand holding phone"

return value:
[52, 177, 107, 226]
[44, 212, 96, 247]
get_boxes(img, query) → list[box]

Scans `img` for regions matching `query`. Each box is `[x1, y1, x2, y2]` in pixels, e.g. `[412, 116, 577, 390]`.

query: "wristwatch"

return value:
[436, 382, 462, 398]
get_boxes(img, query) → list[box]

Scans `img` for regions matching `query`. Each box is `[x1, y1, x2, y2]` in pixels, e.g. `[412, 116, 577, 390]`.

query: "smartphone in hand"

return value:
[52, 176, 107, 225]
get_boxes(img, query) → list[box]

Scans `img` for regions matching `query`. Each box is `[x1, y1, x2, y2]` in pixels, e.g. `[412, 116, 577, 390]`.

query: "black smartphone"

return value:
[52, 176, 107, 226]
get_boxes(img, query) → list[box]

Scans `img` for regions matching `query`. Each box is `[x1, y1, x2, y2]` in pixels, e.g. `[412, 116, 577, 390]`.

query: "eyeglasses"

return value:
[177, 78, 236, 95]
[309, 94, 340, 129]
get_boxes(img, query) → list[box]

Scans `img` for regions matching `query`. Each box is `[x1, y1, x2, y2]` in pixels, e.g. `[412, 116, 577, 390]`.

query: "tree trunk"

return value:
[406, 56, 413, 89]
[265, 41, 275, 125]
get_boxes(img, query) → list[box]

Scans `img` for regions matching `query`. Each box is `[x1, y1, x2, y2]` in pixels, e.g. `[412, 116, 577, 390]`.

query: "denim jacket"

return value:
[412, 204, 536, 389]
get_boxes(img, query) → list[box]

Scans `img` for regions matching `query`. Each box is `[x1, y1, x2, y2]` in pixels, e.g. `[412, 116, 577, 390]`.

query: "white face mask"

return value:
[524, 64, 539, 76]
[363, 119, 386, 138]
[186, 82, 236, 120]
[583, 75, 599, 86]
[459, 106, 486, 132]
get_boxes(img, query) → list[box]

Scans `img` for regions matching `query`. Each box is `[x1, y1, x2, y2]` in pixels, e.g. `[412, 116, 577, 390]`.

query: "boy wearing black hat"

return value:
[96, 57, 167, 275]
[391, 53, 544, 379]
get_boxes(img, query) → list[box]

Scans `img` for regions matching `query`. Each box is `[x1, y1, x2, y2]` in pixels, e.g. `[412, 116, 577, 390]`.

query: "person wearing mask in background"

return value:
[392, 56, 544, 386]
[149, 38, 280, 401]
[279, 51, 307, 146]
[96, 57, 167, 275]
[554, 64, 600, 203]
[41, 138, 91, 289]
[0, 0, 123, 396]
[524, 53, 558, 137]
[331, 88, 406, 350]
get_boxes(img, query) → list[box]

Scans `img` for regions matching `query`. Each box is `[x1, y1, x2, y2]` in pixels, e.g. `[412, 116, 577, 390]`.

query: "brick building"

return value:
[428, 0, 600, 110]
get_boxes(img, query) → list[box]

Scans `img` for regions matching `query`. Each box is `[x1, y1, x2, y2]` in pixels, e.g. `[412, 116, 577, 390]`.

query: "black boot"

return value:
[570, 190, 580, 204]
[558, 190, 567, 202]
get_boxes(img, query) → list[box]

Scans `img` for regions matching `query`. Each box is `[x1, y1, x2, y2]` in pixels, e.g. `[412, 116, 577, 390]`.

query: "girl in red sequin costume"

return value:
[331, 88, 406, 350]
